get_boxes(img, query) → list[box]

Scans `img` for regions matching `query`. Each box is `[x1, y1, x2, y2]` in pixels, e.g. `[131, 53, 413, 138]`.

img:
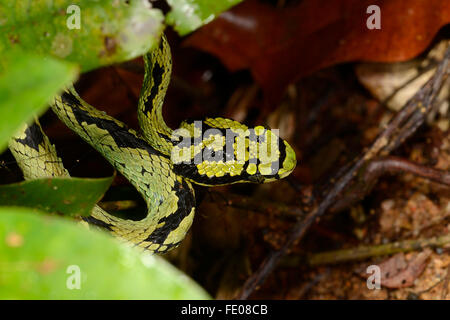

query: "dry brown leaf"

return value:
[360, 249, 432, 288]
[187, 0, 450, 103]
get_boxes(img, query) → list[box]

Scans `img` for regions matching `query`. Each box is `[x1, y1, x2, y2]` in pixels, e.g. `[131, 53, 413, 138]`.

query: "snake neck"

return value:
[138, 108, 173, 156]
[138, 35, 174, 156]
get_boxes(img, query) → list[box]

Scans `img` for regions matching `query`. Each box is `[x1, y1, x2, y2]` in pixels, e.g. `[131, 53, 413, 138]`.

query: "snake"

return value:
[8, 35, 297, 254]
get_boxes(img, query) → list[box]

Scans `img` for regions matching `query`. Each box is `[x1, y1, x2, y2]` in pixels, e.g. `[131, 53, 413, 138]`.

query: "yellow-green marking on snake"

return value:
[8, 35, 297, 254]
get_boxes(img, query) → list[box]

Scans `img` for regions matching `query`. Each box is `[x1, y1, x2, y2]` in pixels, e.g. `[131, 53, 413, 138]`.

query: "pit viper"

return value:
[8, 35, 297, 253]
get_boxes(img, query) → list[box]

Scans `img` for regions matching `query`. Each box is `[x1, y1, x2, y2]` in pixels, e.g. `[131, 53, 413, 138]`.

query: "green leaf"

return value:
[0, 0, 164, 72]
[166, 0, 243, 35]
[0, 50, 77, 153]
[0, 176, 114, 217]
[0, 207, 210, 299]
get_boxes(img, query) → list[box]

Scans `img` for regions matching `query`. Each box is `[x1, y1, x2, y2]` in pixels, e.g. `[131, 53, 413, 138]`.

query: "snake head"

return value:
[171, 119, 296, 186]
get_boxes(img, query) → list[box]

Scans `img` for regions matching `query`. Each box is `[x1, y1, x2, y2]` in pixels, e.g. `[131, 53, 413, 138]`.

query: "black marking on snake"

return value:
[141, 166, 150, 175]
[60, 91, 100, 141]
[115, 162, 126, 170]
[83, 216, 113, 231]
[153, 241, 180, 253]
[143, 61, 164, 114]
[158, 132, 173, 143]
[202, 147, 225, 163]
[173, 161, 249, 185]
[62, 91, 168, 159]
[61, 90, 83, 107]
[15, 122, 45, 152]
[256, 131, 267, 143]
[274, 137, 286, 175]
[143, 179, 195, 245]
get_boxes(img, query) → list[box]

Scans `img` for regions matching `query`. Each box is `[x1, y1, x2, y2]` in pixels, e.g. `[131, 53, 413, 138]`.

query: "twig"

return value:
[307, 235, 450, 266]
[235, 46, 450, 300]
[379, 59, 439, 109]
[363, 156, 450, 186]
[332, 156, 450, 213]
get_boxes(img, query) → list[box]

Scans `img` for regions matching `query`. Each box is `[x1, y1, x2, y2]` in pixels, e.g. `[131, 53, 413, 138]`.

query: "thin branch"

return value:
[332, 156, 450, 213]
[307, 235, 450, 266]
[363, 156, 450, 186]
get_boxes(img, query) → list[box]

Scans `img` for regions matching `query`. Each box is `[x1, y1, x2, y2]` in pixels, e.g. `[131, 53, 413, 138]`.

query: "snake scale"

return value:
[8, 35, 297, 253]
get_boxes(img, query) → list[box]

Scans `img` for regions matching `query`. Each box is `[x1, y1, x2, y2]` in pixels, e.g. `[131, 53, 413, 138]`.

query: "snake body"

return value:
[8, 35, 296, 253]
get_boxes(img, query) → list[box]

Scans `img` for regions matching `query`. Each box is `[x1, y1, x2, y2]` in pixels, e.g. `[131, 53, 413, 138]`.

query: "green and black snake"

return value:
[8, 35, 297, 253]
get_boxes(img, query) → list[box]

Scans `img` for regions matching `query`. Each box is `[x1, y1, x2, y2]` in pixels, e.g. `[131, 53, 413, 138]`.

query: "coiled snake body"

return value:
[8, 35, 296, 253]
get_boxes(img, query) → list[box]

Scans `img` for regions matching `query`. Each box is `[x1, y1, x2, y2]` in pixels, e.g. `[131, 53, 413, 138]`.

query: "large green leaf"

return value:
[0, 176, 114, 217]
[166, 0, 243, 35]
[0, 207, 210, 299]
[0, 0, 164, 72]
[0, 50, 77, 153]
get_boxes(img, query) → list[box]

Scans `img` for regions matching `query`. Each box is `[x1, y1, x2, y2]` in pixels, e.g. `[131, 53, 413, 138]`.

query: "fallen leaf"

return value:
[186, 0, 450, 104]
[360, 249, 432, 288]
